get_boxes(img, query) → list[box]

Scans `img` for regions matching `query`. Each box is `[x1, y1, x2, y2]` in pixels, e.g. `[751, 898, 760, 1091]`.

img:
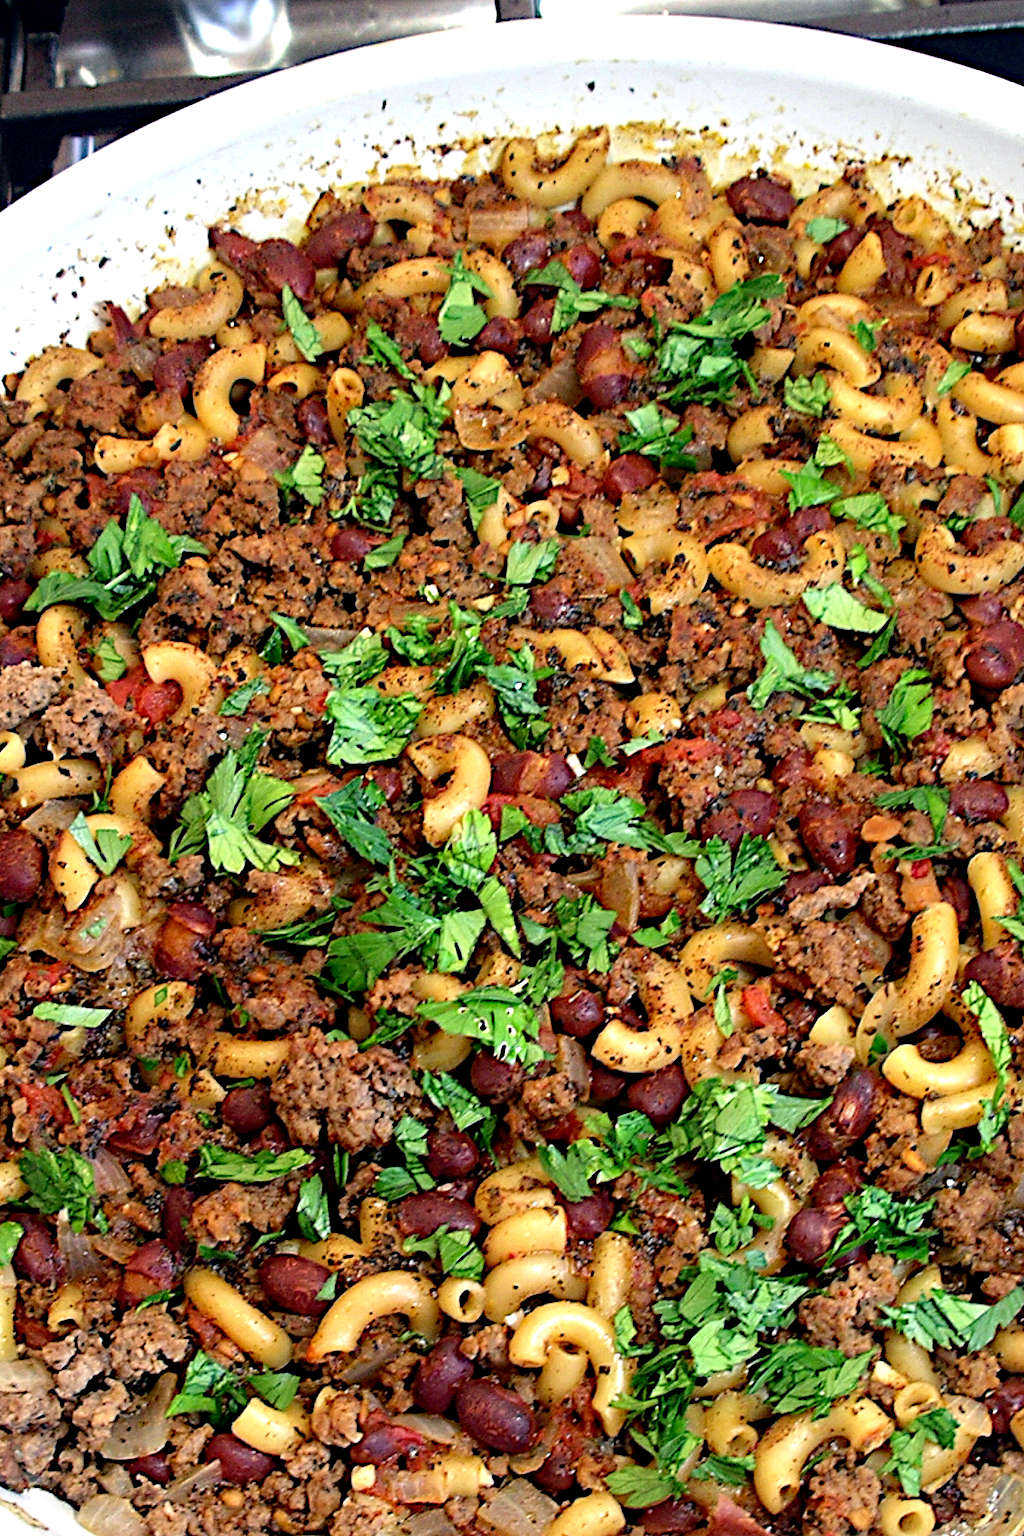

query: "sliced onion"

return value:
[88, 1147, 131, 1195]
[97, 1465, 133, 1497]
[572, 535, 634, 592]
[407, 1513, 458, 1536]
[164, 1462, 222, 1503]
[478, 1479, 559, 1534]
[598, 858, 641, 932]
[0, 1359, 53, 1393]
[391, 1413, 457, 1443]
[466, 204, 531, 249]
[77, 1495, 146, 1536]
[100, 1372, 176, 1461]
[527, 350, 582, 408]
[21, 802, 79, 843]
[56, 1210, 102, 1281]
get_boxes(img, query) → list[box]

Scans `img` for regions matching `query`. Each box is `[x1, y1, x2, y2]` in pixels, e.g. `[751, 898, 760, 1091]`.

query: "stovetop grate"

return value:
[2, 0, 1023, 209]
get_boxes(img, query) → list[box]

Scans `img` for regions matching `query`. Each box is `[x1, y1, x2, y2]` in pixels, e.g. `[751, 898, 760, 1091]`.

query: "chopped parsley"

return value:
[454, 465, 502, 530]
[617, 402, 696, 471]
[521, 893, 619, 972]
[248, 1371, 301, 1412]
[882, 1408, 959, 1497]
[25, 494, 207, 621]
[803, 583, 889, 635]
[403, 1224, 485, 1280]
[345, 378, 450, 526]
[784, 373, 831, 418]
[196, 1146, 312, 1183]
[665, 1077, 825, 1187]
[828, 1185, 935, 1265]
[876, 668, 934, 754]
[168, 729, 298, 875]
[420, 1071, 498, 1150]
[416, 983, 545, 1068]
[709, 1195, 771, 1256]
[19, 1146, 104, 1233]
[276, 445, 325, 506]
[219, 675, 271, 717]
[655, 274, 784, 407]
[295, 1173, 332, 1243]
[805, 216, 849, 243]
[936, 358, 971, 398]
[281, 283, 323, 361]
[522, 258, 638, 334]
[91, 635, 127, 682]
[883, 1282, 1024, 1352]
[324, 688, 423, 766]
[964, 979, 1012, 1147]
[437, 252, 492, 345]
[834, 491, 905, 544]
[363, 532, 406, 570]
[32, 1002, 112, 1030]
[315, 776, 391, 866]
[781, 443, 843, 512]
[874, 785, 954, 862]
[374, 1115, 434, 1202]
[504, 539, 560, 586]
[695, 833, 786, 921]
[67, 811, 132, 876]
[749, 1342, 873, 1417]
[748, 618, 836, 710]
[0, 1220, 22, 1268]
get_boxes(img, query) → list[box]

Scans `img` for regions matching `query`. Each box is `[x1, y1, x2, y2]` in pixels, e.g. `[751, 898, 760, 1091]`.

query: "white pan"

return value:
[2, 13, 1024, 1534]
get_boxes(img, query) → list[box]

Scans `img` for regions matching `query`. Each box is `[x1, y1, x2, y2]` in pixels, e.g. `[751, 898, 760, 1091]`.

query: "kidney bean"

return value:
[107, 1104, 164, 1157]
[477, 316, 521, 357]
[397, 1192, 481, 1238]
[950, 780, 1009, 823]
[0, 577, 31, 624]
[490, 750, 573, 800]
[725, 173, 795, 226]
[772, 747, 814, 788]
[13, 1214, 65, 1286]
[0, 630, 35, 668]
[305, 208, 375, 268]
[162, 1186, 194, 1254]
[258, 1254, 332, 1316]
[551, 984, 605, 1038]
[561, 1186, 614, 1240]
[426, 1125, 479, 1180]
[205, 1433, 276, 1485]
[402, 314, 446, 367]
[222, 1082, 274, 1140]
[455, 1378, 536, 1453]
[987, 1377, 1024, 1436]
[960, 517, 1019, 555]
[255, 1120, 289, 1155]
[626, 1062, 687, 1127]
[297, 395, 331, 445]
[151, 338, 212, 396]
[588, 1061, 627, 1104]
[784, 871, 830, 903]
[0, 829, 43, 903]
[331, 526, 380, 564]
[810, 1159, 863, 1209]
[529, 581, 577, 627]
[940, 872, 972, 931]
[258, 238, 316, 301]
[118, 1239, 180, 1308]
[822, 225, 864, 271]
[534, 1446, 578, 1495]
[784, 1205, 846, 1266]
[751, 526, 797, 567]
[504, 231, 552, 278]
[964, 942, 1024, 1011]
[805, 1069, 880, 1162]
[587, 371, 632, 408]
[797, 801, 858, 877]
[640, 1499, 703, 1534]
[522, 298, 555, 345]
[413, 1336, 475, 1413]
[0, 910, 17, 942]
[965, 619, 1024, 690]
[784, 505, 833, 545]
[603, 452, 658, 501]
[961, 593, 1006, 626]
[470, 1051, 524, 1103]
[562, 242, 603, 289]
[703, 789, 779, 851]
[154, 913, 210, 982]
[351, 1421, 426, 1466]
[128, 1454, 170, 1485]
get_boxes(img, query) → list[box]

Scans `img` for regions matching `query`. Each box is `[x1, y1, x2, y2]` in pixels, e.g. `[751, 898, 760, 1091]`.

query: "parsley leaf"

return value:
[248, 1370, 300, 1411]
[219, 675, 271, 717]
[295, 1173, 331, 1243]
[276, 444, 325, 506]
[655, 274, 784, 406]
[665, 1077, 825, 1187]
[803, 583, 889, 634]
[363, 321, 415, 380]
[784, 374, 831, 418]
[168, 729, 298, 874]
[168, 1350, 248, 1424]
[420, 1071, 497, 1149]
[32, 1001, 112, 1030]
[522, 258, 638, 334]
[20, 1146, 103, 1233]
[67, 811, 132, 876]
[781, 455, 842, 513]
[805, 216, 849, 243]
[749, 1342, 873, 1417]
[852, 318, 881, 352]
[25, 494, 207, 621]
[877, 669, 934, 754]
[91, 635, 127, 682]
[437, 252, 492, 345]
[363, 532, 406, 570]
[748, 618, 836, 711]
[882, 1408, 958, 1497]
[0, 1220, 22, 1268]
[345, 380, 450, 526]
[281, 284, 323, 362]
[883, 1282, 1024, 1352]
[521, 893, 618, 973]
[834, 491, 905, 544]
[695, 834, 786, 921]
[323, 687, 423, 765]
[403, 1224, 485, 1280]
[455, 465, 502, 531]
[618, 403, 696, 471]
[875, 786, 950, 844]
[709, 1195, 771, 1255]
[936, 358, 971, 398]
[197, 1146, 312, 1183]
[315, 776, 391, 866]
[964, 979, 1012, 1147]
[375, 1114, 434, 1201]
[416, 984, 545, 1067]
[828, 1185, 935, 1265]
[605, 1465, 681, 1508]
[504, 539, 560, 586]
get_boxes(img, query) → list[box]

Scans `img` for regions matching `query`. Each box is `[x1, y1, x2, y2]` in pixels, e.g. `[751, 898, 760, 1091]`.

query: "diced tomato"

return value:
[563, 465, 601, 499]
[740, 983, 787, 1035]
[106, 664, 148, 709]
[135, 680, 182, 723]
[19, 1080, 72, 1128]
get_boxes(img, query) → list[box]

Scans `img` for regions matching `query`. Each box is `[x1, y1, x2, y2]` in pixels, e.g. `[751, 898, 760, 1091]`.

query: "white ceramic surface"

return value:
[1, 13, 1024, 1532]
